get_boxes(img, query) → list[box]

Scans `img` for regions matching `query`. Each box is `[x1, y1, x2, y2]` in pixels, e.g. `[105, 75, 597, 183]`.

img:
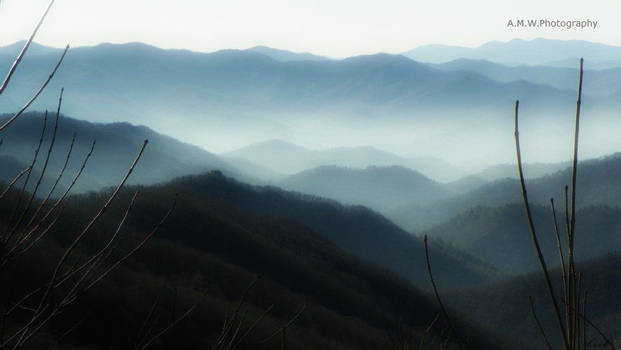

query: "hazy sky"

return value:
[1, 0, 620, 58]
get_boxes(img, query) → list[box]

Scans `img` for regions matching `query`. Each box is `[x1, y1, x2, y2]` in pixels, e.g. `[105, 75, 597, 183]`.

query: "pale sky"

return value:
[1, 0, 620, 58]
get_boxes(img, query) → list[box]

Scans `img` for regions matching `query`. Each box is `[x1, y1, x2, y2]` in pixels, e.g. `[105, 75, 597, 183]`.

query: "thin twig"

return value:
[567, 58, 584, 349]
[59, 191, 140, 304]
[22, 139, 95, 240]
[0, 46, 69, 133]
[0, 0, 56, 95]
[9, 89, 63, 239]
[78, 194, 177, 295]
[138, 292, 201, 350]
[40, 140, 147, 310]
[14, 141, 148, 345]
[423, 235, 464, 350]
[529, 296, 552, 350]
[2, 112, 48, 244]
[26, 133, 77, 228]
[514, 99, 570, 350]
[231, 304, 276, 349]
[258, 302, 306, 345]
[0, 167, 32, 201]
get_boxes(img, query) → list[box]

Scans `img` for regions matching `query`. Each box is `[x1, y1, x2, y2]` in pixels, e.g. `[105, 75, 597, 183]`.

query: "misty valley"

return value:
[2, 7, 621, 350]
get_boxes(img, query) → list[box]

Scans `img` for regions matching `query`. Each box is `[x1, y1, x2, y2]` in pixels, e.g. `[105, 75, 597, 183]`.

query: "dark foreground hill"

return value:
[164, 172, 498, 290]
[0, 172, 510, 349]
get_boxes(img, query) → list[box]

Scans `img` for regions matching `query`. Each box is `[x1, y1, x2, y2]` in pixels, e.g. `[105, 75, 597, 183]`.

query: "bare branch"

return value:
[0, 167, 31, 201]
[529, 296, 552, 350]
[569, 58, 584, 247]
[138, 295, 201, 350]
[8, 89, 63, 238]
[27, 132, 77, 228]
[27, 139, 95, 233]
[58, 191, 140, 302]
[0, 0, 56, 95]
[5, 141, 95, 260]
[0, 45, 69, 133]
[37, 140, 148, 311]
[551, 197, 569, 319]
[2, 112, 48, 245]
[514, 99, 570, 350]
[77, 193, 176, 296]
[230, 304, 274, 350]
[212, 276, 260, 349]
[257, 302, 306, 346]
[423, 235, 464, 350]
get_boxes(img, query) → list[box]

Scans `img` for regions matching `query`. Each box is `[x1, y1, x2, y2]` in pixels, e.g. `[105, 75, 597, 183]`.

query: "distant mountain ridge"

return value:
[279, 165, 453, 212]
[0, 111, 269, 193]
[403, 38, 621, 68]
[0, 40, 588, 159]
[432, 58, 621, 96]
[226, 139, 466, 181]
[390, 152, 621, 232]
[0, 41, 62, 57]
[246, 45, 329, 61]
[428, 203, 621, 274]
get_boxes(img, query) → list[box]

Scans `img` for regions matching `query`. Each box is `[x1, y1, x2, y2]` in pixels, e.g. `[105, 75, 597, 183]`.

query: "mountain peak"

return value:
[232, 139, 310, 152]
[246, 45, 328, 62]
[403, 38, 621, 67]
[0, 41, 61, 57]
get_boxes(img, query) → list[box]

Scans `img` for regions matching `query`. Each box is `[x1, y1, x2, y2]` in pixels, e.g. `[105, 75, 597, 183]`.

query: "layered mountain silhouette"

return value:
[403, 38, 621, 68]
[246, 45, 329, 62]
[428, 203, 621, 274]
[0, 168, 507, 350]
[167, 171, 498, 289]
[279, 165, 453, 212]
[389, 153, 621, 231]
[226, 139, 464, 181]
[4, 36, 621, 349]
[0, 112, 271, 193]
[433, 58, 621, 97]
[0, 41, 590, 155]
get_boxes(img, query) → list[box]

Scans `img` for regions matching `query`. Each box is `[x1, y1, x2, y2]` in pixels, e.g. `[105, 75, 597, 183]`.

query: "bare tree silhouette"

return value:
[516, 59, 615, 350]
[0, 2, 180, 348]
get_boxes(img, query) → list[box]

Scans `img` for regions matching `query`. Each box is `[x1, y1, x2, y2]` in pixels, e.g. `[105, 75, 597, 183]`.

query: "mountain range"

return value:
[278, 165, 453, 212]
[226, 139, 465, 181]
[428, 203, 621, 274]
[4, 112, 619, 348]
[432, 58, 621, 97]
[4, 34, 621, 349]
[11, 111, 621, 279]
[389, 152, 621, 232]
[403, 38, 621, 68]
[0, 111, 497, 289]
[246, 45, 329, 62]
[2, 40, 612, 167]
[0, 112, 276, 193]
